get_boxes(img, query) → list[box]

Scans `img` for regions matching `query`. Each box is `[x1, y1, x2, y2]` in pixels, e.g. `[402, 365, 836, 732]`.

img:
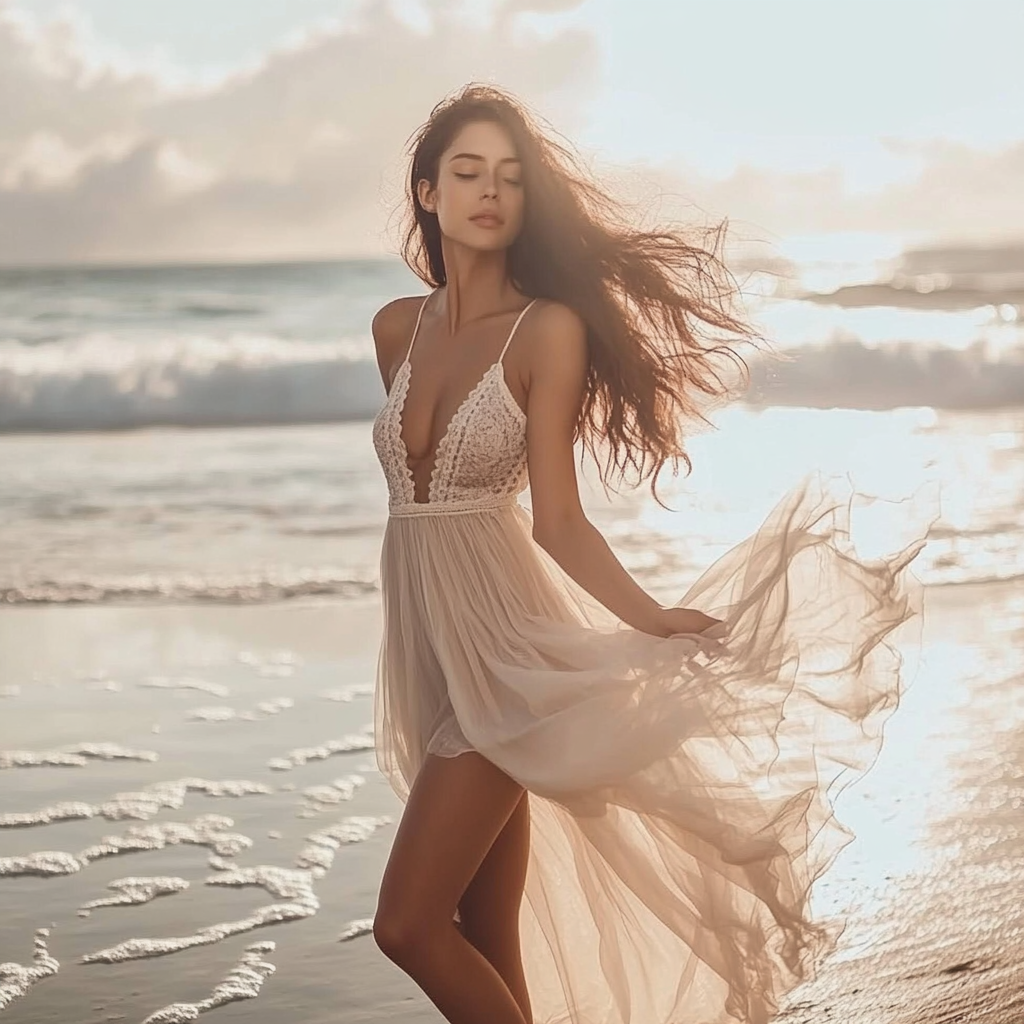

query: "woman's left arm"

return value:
[524, 303, 688, 638]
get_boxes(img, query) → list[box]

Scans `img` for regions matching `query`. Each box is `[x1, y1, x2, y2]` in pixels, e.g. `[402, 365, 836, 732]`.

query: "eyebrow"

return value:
[447, 153, 521, 165]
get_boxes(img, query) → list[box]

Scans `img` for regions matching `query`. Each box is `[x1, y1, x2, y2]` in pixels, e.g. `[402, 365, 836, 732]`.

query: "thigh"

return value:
[458, 790, 530, 944]
[377, 751, 526, 927]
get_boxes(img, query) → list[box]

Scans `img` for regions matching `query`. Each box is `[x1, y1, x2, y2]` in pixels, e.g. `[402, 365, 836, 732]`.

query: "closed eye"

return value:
[454, 173, 522, 186]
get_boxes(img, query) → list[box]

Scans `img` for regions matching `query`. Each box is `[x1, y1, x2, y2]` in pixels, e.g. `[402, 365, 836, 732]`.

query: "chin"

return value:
[450, 232, 516, 253]
[477, 235, 516, 252]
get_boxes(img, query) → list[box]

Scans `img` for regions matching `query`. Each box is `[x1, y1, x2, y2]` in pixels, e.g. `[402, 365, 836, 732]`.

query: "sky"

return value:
[1, 0, 1022, 266]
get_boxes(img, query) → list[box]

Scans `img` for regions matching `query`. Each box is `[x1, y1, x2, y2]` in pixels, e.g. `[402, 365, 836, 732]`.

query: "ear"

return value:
[416, 178, 437, 214]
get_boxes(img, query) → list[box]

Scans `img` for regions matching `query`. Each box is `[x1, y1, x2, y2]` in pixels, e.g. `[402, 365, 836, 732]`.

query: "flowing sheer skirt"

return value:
[373, 474, 929, 1024]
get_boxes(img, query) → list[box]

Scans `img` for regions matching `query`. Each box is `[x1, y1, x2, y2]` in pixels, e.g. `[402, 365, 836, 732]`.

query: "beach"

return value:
[0, 597, 411, 1023]
[2, 0, 1022, 1014]
[0, 571, 1021, 1023]
[2, 255, 1022, 1022]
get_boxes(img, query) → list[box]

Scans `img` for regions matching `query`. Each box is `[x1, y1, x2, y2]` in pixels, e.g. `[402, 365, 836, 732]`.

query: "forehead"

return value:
[444, 120, 518, 160]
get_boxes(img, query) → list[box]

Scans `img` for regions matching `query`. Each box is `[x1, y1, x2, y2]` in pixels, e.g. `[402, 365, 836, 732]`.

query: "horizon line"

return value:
[0, 253, 407, 274]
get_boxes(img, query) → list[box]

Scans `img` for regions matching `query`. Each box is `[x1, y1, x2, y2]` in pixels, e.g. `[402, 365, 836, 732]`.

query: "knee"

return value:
[372, 908, 437, 966]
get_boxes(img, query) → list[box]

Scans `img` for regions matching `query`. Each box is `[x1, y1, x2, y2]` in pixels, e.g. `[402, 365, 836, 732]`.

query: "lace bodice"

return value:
[372, 296, 536, 516]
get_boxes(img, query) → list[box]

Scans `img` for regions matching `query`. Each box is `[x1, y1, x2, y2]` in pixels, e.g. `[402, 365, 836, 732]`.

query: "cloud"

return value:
[1, 0, 1022, 267]
[0, 0, 597, 265]
[867, 139, 1024, 241]
[625, 138, 1024, 250]
[496, 0, 588, 19]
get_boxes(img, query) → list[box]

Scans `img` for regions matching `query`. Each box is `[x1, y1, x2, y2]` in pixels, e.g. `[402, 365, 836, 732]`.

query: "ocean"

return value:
[1, 252, 1023, 1023]
[1, 252, 1022, 605]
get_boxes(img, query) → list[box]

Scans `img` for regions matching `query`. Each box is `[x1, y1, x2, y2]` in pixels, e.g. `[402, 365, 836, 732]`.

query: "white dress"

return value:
[370, 295, 927, 1024]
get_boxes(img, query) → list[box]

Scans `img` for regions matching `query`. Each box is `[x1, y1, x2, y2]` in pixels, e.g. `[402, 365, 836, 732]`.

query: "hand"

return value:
[648, 606, 723, 639]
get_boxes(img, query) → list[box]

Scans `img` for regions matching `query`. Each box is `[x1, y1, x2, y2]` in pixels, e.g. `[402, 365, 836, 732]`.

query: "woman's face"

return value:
[417, 119, 524, 252]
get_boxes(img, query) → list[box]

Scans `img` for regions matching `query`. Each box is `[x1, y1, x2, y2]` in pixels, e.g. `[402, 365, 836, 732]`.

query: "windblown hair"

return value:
[400, 83, 765, 503]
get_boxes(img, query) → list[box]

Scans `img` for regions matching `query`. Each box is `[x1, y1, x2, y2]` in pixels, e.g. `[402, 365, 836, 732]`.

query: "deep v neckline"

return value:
[395, 358, 524, 505]
[393, 297, 535, 505]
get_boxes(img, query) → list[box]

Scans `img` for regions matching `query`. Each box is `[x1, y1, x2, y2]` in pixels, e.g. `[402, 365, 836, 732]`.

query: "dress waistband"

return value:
[388, 495, 520, 518]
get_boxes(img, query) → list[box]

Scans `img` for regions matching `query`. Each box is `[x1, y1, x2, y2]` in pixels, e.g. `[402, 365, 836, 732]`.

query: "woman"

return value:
[368, 84, 926, 1024]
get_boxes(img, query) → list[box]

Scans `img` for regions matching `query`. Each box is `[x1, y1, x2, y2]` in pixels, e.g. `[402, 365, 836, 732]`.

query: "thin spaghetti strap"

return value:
[404, 294, 431, 362]
[498, 298, 538, 363]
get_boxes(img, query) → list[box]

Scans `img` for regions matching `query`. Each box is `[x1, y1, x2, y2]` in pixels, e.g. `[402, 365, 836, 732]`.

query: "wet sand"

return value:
[1, 581, 1021, 1023]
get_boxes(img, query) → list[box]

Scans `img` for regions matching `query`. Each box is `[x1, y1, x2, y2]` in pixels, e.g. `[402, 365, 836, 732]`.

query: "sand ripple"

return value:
[267, 732, 374, 771]
[187, 698, 293, 722]
[295, 816, 390, 874]
[320, 683, 374, 702]
[0, 777, 271, 829]
[0, 743, 158, 770]
[78, 815, 391, 965]
[78, 876, 190, 916]
[80, 900, 311, 964]
[142, 676, 230, 698]
[139, 942, 276, 1024]
[238, 649, 303, 679]
[0, 814, 251, 878]
[299, 774, 365, 816]
[338, 918, 374, 942]
[0, 928, 59, 1012]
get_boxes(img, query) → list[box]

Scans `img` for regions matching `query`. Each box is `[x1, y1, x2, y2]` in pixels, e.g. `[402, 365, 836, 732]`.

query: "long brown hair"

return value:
[400, 83, 765, 503]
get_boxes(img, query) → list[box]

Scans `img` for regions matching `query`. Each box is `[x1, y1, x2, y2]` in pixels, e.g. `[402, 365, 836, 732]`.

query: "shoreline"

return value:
[1, 580, 1021, 1022]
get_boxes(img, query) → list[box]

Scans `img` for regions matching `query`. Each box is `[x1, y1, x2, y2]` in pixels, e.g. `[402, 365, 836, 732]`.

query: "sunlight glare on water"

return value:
[579, 404, 1023, 598]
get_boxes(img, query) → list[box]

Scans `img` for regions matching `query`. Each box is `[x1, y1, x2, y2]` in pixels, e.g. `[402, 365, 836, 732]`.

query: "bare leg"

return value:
[373, 752, 531, 1024]
[459, 790, 532, 1023]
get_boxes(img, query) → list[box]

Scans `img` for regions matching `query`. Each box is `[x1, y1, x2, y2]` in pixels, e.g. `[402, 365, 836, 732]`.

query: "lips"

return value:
[470, 213, 504, 227]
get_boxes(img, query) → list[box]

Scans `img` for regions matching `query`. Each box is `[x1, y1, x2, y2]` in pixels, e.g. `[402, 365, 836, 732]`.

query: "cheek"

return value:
[437, 180, 467, 209]
[506, 189, 525, 222]
[434, 188, 467, 228]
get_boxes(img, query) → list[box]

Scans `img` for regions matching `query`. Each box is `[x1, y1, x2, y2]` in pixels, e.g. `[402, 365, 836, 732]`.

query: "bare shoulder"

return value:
[371, 294, 429, 388]
[372, 295, 426, 343]
[522, 299, 588, 382]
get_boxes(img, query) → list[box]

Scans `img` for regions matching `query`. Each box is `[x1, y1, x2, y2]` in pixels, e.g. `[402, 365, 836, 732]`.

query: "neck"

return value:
[437, 237, 519, 335]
